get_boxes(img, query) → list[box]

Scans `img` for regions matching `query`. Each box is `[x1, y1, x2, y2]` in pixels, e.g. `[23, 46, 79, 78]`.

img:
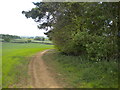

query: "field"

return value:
[11, 39, 53, 44]
[2, 42, 54, 88]
[0, 42, 2, 89]
[1, 42, 118, 88]
[43, 50, 118, 88]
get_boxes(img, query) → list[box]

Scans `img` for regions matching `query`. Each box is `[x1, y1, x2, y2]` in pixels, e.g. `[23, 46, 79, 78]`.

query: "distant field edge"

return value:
[1, 42, 54, 45]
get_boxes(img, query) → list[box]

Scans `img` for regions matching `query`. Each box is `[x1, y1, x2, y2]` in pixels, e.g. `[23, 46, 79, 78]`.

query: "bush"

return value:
[72, 31, 118, 61]
[27, 40, 31, 43]
[4, 38, 11, 42]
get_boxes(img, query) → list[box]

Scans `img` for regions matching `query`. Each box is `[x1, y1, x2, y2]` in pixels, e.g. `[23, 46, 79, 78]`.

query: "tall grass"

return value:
[2, 42, 54, 88]
[43, 50, 118, 88]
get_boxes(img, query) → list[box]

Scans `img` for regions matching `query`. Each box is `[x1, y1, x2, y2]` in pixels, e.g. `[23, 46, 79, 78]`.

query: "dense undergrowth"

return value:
[43, 50, 118, 88]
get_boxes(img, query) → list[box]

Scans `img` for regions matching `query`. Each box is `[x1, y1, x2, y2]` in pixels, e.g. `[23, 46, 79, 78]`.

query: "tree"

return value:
[0, 34, 21, 42]
[4, 37, 10, 42]
[22, 2, 118, 61]
[34, 36, 45, 41]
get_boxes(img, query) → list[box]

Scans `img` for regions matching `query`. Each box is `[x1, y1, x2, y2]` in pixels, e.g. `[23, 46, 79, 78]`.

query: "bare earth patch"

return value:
[28, 50, 61, 88]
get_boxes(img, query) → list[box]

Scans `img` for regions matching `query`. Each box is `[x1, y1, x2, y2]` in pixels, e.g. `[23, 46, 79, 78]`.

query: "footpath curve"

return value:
[28, 50, 61, 88]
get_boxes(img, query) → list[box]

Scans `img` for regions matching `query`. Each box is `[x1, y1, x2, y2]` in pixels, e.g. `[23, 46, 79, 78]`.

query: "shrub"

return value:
[27, 40, 31, 43]
[4, 38, 11, 42]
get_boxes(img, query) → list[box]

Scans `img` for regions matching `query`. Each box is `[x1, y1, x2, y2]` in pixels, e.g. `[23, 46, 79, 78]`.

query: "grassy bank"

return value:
[2, 42, 54, 88]
[43, 50, 118, 88]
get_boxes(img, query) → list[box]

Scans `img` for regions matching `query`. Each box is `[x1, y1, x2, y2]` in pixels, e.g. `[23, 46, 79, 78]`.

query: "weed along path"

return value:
[28, 50, 61, 88]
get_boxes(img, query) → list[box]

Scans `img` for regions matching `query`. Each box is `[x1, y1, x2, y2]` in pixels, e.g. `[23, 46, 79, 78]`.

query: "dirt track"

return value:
[28, 50, 61, 88]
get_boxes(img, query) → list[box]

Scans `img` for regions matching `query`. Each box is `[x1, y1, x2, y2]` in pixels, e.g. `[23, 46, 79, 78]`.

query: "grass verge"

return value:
[42, 49, 118, 88]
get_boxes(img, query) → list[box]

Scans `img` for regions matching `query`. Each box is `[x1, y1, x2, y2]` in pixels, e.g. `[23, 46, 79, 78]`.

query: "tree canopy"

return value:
[0, 34, 21, 42]
[22, 2, 119, 61]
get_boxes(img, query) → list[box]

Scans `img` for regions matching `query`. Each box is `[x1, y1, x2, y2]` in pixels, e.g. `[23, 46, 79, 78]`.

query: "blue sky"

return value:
[0, 0, 47, 37]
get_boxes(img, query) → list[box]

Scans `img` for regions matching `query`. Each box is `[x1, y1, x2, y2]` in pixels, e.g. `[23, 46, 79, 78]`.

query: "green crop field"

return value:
[2, 42, 54, 88]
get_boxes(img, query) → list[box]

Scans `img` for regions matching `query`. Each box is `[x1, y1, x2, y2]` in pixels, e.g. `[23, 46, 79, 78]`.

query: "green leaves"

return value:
[23, 2, 118, 61]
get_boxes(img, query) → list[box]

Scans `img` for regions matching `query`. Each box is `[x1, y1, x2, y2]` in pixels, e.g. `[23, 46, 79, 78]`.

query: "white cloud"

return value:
[0, 0, 46, 37]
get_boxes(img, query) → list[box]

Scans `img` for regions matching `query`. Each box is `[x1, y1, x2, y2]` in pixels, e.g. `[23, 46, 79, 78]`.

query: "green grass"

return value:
[31, 40, 53, 43]
[0, 42, 2, 89]
[10, 39, 53, 44]
[0, 39, 3, 42]
[2, 42, 54, 88]
[43, 50, 118, 88]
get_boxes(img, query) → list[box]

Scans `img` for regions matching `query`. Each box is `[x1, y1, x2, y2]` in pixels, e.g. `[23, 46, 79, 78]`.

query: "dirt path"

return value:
[28, 50, 61, 88]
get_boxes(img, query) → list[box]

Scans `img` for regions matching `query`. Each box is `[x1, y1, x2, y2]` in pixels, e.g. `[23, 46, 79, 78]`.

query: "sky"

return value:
[0, 0, 47, 37]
